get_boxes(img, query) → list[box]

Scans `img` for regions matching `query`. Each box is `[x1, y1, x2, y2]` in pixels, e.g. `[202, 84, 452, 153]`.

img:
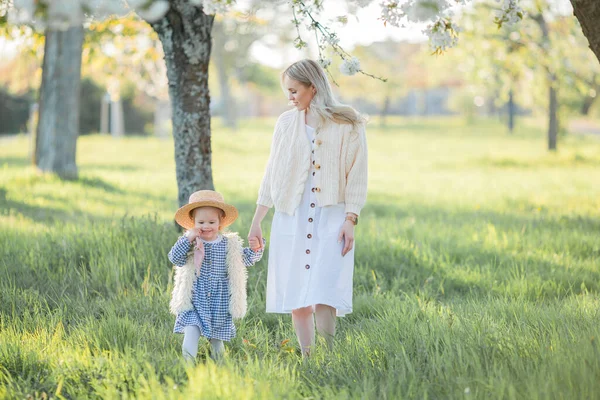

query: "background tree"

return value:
[14, 0, 594, 203]
[462, 5, 530, 133]
[84, 17, 170, 136]
[333, 40, 419, 127]
[35, 25, 84, 179]
[570, 0, 600, 64]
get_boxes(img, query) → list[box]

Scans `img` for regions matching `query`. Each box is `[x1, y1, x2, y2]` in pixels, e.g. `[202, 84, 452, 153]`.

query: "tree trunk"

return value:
[580, 84, 599, 115]
[580, 95, 595, 115]
[571, 0, 600, 64]
[380, 96, 390, 128]
[507, 87, 515, 134]
[151, 1, 215, 207]
[100, 92, 110, 134]
[548, 77, 558, 151]
[110, 97, 125, 137]
[35, 26, 84, 180]
[212, 21, 237, 129]
[533, 13, 559, 151]
[487, 94, 497, 117]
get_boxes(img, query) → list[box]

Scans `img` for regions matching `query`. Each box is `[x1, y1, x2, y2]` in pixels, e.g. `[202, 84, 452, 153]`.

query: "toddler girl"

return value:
[168, 190, 264, 361]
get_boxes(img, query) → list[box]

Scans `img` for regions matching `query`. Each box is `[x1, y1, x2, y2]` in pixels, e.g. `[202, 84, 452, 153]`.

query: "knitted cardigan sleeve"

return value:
[344, 123, 368, 216]
[256, 112, 293, 207]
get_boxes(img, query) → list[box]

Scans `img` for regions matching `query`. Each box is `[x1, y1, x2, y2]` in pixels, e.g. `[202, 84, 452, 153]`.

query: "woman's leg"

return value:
[182, 325, 202, 361]
[209, 338, 225, 360]
[292, 305, 315, 356]
[315, 304, 336, 350]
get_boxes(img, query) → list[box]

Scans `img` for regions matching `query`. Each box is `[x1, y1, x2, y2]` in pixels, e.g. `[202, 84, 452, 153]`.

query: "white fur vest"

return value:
[169, 232, 248, 319]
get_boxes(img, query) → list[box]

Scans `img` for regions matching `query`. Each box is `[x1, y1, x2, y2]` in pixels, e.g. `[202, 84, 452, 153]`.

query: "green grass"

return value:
[1, 116, 600, 399]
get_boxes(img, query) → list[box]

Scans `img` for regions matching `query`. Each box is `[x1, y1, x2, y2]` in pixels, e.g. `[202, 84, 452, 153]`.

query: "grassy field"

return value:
[1, 116, 600, 399]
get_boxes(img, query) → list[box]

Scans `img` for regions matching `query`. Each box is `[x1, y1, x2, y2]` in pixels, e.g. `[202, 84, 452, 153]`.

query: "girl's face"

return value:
[193, 207, 222, 241]
[284, 75, 315, 111]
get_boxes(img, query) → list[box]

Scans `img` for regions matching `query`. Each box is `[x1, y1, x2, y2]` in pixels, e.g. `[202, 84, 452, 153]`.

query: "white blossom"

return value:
[134, 0, 170, 22]
[495, 0, 524, 26]
[325, 33, 340, 46]
[340, 57, 361, 76]
[402, 0, 451, 23]
[318, 58, 332, 68]
[200, 0, 234, 15]
[7, 0, 237, 28]
[379, 1, 403, 28]
[0, 2, 9, 17]
[351, 0, 374, 8]
[8, 0, 36, 25]
[423, 18, 460, 52]
[5, 0, 521, 61]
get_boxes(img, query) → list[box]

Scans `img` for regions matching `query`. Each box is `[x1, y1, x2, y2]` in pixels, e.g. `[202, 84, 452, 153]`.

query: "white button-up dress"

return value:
[266, 125, 354, 316]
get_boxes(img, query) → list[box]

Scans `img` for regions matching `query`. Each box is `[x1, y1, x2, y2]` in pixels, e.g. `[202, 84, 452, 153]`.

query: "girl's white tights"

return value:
[182, 326, 225, 361]
[292, 304, 336, 356]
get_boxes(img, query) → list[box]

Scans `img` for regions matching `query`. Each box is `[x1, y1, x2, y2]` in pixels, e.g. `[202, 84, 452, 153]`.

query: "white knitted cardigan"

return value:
[257, 108, 368, 216]
[169, 232, 248, 319]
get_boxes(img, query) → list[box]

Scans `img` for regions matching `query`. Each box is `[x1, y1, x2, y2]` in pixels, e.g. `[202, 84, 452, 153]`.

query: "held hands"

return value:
[248, 237, 261, 251]
[248, 223, 264, 251]
[338, 220, 355, 257]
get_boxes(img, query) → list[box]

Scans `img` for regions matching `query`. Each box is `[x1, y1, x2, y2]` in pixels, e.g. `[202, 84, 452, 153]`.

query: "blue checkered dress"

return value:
[168, 235, 264, 341]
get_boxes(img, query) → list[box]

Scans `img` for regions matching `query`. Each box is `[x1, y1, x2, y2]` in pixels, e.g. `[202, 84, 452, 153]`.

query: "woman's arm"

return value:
[248, 205, 270, 251]
[257, 114, 288, 208]
[344, 124, 368, 216]
[251, 205, 270, 226]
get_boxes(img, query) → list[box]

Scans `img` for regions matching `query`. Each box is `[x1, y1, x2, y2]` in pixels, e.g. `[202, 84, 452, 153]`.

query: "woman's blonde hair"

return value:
[282, 59, 365, 127]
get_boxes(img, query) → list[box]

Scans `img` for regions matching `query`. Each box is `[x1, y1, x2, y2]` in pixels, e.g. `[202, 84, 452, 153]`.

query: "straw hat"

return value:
[174, 190, 239, 230]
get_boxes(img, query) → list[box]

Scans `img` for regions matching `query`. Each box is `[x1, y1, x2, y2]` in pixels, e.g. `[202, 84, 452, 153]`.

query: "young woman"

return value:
[248, 59, 368, 356]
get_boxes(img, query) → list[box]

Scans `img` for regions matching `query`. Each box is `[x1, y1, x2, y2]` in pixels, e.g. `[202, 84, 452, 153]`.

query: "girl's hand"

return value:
[338, 220, 355, 257]
[248, 237, 261, 251]
[248, 223, 264, 251]
[185, 228, 202, 243]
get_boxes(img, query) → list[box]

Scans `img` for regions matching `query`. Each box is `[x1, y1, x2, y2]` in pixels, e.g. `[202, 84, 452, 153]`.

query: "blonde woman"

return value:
[248, 59, 368, 356]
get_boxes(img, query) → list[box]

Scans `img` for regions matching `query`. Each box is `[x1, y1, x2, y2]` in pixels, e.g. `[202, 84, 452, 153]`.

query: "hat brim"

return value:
[175, 201, 239, 230]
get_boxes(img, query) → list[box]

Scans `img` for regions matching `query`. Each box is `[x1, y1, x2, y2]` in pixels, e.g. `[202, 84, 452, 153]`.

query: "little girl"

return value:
[168, 190, 264, 361]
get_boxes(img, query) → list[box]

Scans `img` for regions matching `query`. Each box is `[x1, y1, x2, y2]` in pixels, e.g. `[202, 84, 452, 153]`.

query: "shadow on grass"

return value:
[358, 199, 600, 300]
[76, 176, 125, 194]
[0, 156, 31, 168]
[1, 197, 95, 223]
[80, 164, 142, 173]
[2, 195, 599, 309]
[365, 197, 600, 236]
[433, 153, 600, 170]
[231, 197, 600, 305]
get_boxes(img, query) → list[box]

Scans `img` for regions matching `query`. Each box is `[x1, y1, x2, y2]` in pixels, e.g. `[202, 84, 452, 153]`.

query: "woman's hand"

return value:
[338, 220, 355, 257]
[248, 223, 264, 251]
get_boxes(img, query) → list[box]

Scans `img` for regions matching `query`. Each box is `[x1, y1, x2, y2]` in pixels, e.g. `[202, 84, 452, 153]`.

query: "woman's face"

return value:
[284, 75, 315, 111]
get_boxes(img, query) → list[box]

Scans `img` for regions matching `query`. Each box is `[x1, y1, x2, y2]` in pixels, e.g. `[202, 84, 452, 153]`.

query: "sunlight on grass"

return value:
[1, 116, 600, 398]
